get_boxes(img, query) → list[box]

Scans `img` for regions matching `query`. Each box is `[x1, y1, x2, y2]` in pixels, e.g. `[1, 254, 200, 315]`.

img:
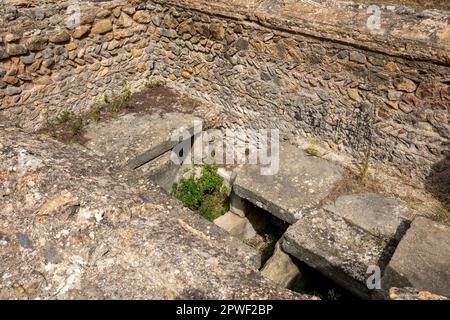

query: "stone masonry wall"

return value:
[0, 0, 449, 181]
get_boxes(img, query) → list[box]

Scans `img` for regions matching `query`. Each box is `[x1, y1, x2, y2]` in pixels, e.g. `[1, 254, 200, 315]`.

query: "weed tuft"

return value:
[172, 165, 228, 221]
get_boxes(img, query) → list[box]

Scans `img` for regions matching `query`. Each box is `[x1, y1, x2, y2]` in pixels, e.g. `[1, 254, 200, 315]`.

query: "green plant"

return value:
[306, 146, 319, 157]
[56, 110, 73, 124]
[196, 164, 224, 194]
[171, 165, 229, 221]
[70, 116, 84, 136]
[91, 102, 103, 122]
[259, 233, 276, 262]
[103, 94, 110, 104]
[121, 79, 131, 102]
[145, 77, 167, 89]
[359, 160, 369, 179]
[110, 99, 121, 113]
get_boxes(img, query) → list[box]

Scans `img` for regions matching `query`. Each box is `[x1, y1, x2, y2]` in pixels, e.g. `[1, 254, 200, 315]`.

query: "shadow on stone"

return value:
[425, 155, 450, 211]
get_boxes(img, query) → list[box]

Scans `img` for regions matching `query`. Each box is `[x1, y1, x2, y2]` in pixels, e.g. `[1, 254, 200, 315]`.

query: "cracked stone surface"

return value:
[0, 128, 316, 300]
[233, 143, 344, 224]
[84, 112, 200, 170]
[323, 193, 411, 241]
[281, 208, 391, 299]
[382, 216, 450, 297]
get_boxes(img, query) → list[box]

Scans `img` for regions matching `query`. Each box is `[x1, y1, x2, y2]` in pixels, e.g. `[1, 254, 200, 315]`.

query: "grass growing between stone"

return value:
[40, 78, 171, 144]
[171, 165, 230, 221]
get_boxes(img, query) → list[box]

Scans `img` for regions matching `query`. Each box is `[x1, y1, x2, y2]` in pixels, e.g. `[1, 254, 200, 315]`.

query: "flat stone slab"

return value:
[234, 143, 344, 224]
[135, 151, 180, 193]
[282, 208, 391, 299]
[382, 217, 450, 297]
[84, 111, 199, 169]
[0, 128, 315, 299]
[323, 193, 411, 241]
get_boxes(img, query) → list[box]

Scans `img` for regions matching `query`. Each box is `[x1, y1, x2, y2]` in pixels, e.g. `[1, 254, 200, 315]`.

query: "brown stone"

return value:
[27, 59, 42, 73]
[3, 75, 19, 85]
[181, 71, 191, 79]
[96, 9, 111, 19]
[178, 19, 196, 35]
[133, 11, 151, 24]
[72, 26, 91, 39]
[393, 77, 417, 93]
[6, 44, 28, 56]
[416, 81, 436, 100]
[347, 88, 361, 102]
[27, 36, 48, 51]
[210, 22, 225, 40]
[65, 42, 77, 51]
[114, 30, 133, 40]
[91, 19, 113, 35]
[34, 75, 52, 85]
[49, 30, 71, 44]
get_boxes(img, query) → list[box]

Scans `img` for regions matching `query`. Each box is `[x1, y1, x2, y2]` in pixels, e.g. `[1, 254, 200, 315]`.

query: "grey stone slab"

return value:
[135, 150, 180, 193]
[234, 143, 344, 224]
[382, 217, 450, 297]
[282, 208, 390, 299]
[0, 128, 315, 300]
[323, 193, 411, 241]
[84, 111, 199, 169]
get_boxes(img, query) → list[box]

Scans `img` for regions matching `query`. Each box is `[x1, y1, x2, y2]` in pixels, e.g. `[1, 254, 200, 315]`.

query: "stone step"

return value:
[233, 143, 344, 224]
[382, 216, 450, 298]
[134, 150, 180, 193]
[281, 208, 392, 299]
[83, 87, 221, 170]
[84, 111, 199, 170]
[1, 128, 313, 300]
[323, 193, 411, 242]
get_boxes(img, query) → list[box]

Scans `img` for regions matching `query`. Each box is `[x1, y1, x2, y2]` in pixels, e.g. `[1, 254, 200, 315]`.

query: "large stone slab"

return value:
[134, 151, 180, 193]
[282, 208, 391, 299]
[0, 128, 315, 300]
[84, 111, 199, 169]
[323, 193, 411, 241]
[382, 217, 450, 297]
[234, 143, 344, 224]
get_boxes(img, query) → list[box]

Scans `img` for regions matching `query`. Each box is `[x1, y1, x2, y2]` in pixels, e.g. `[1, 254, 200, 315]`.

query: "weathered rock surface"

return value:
[0, 128, 315, 300]
[84, 89, 220, 170]
[382, 217, 450, 297]
[323, 193, 411, 241]
[134, 151, 180, 193]
[234, 143, 344, 224]
[282, 208, 391, 299]
[261, 242, 303, 289]
[387, 287, 448, 300]
[213, 211, 257, 241]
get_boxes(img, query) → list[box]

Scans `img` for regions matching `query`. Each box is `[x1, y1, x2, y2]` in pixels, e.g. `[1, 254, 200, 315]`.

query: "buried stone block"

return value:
[84, 112, 199, 169]
[230, 192, 246, 218]
[323, 193, 411, 241]
[234, 143, 344, 224]
[282, 208, 390, 299]
[213, 211, 257, 241]
[261, 242, 306, 289]
[134, 150, 180, 193]
[381, 217, 450, 298]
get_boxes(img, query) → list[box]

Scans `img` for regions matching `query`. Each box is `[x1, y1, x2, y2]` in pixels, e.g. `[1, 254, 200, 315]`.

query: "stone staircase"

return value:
[77, 88, 449, 300]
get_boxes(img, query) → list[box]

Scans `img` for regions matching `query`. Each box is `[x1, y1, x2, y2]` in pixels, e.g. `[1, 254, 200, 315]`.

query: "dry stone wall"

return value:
[0, 0, 449, 181]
